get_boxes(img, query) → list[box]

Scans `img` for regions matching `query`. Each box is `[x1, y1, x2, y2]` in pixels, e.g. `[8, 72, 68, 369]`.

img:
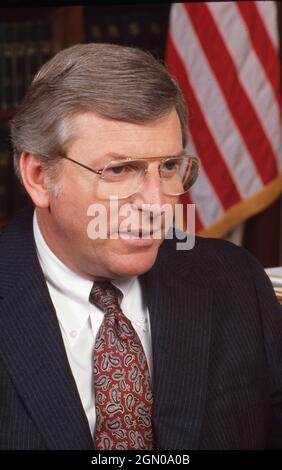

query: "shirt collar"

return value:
[112, 276, 136, 298]
[33, 210, 147, 332]
[33, 210, 93, 306]
[114, 277, 149, 332]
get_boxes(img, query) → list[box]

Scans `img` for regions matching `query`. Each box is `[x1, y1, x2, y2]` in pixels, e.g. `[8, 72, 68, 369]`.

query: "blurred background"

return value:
[0, 2, 281, 267]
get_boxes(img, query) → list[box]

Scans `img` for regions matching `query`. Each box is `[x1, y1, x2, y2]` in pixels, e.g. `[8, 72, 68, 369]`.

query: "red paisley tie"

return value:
[89, 281, 154, 450]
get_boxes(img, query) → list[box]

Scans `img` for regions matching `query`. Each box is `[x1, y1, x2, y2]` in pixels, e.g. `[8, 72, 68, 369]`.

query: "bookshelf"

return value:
[0, 4, 170, 227]
[84, 4, 170, 61]
[0, 6, 85, 225]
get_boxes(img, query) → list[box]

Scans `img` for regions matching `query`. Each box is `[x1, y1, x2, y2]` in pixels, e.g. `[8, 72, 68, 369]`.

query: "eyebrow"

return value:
[102, 152, 134, 160]
[101, 150, 185, 161]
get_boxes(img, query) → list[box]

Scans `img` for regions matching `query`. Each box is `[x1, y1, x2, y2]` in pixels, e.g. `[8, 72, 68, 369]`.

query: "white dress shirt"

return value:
[33, 210, 152, 435]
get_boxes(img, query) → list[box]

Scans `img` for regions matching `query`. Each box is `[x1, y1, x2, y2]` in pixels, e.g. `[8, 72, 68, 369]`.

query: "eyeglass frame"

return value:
[59, 150, 200, 198]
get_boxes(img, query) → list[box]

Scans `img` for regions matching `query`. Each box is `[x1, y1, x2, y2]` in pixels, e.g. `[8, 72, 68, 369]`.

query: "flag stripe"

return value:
[184, 131, 225, 228]
[184, 2, 279, 183]
[180, 191, 204, 233]
[188, 141, 225, 227]
[255, 1, 279, 51]
[208, 2, 282, 166]
[167, 34, 241, 209]
[169, 3, 263, 199]
[236, 1, 281, 103]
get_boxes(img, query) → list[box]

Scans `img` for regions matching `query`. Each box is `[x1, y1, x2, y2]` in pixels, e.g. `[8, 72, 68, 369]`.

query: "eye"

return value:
[164, 161, 177, 170]
[107, 163, 132, 175]
[162, 159, 181, 173]
[109, 165, 129, 175]
[102, 162, 136, 181]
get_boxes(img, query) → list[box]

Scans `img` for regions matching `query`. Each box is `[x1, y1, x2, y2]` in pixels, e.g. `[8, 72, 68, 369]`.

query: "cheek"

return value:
[54, 178, 105, 225]
[50, 194, 92, 244]
[96, 238, 161, 275]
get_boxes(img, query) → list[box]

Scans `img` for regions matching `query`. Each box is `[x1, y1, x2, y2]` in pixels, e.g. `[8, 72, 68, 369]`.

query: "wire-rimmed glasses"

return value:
[62, 152, 200, 199]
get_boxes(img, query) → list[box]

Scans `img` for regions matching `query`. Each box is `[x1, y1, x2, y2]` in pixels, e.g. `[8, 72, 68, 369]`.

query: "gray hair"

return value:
[10, 42, 188, 191]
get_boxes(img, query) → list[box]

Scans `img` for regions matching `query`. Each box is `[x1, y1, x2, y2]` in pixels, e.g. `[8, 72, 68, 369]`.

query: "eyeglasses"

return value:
[61, 152, 200, 200]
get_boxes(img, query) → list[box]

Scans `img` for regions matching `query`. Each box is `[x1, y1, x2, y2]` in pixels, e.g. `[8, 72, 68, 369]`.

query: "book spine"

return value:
[11, 22, 19, 109]
[36, 20, 52, 70]
[0, 23, 7, 111]
[24, 21, 37, 89]
[2, 23, 13, 111]
[17, 22, 26, 103]
[0, 120, 12, 221]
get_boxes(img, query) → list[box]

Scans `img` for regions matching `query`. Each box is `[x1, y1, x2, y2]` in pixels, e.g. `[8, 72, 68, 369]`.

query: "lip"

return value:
[118, 235, 156, 247]
[118, 229, 162, 238]
[116, 230, 161, 247]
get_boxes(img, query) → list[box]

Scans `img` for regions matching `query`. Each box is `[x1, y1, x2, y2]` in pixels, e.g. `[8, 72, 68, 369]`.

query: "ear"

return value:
[19, 152, 51, 208]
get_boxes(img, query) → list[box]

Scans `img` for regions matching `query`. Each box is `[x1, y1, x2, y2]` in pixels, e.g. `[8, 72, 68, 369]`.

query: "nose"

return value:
[132, 164, 167, 208]
[128, 170, 165, 232]
[127, 164, 177, 234]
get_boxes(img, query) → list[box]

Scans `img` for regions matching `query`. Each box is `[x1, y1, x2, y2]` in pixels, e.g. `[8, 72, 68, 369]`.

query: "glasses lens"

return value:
[95, 155, 200, 199]
[161, 156, 200, 196]
[96, 160, 146, 199]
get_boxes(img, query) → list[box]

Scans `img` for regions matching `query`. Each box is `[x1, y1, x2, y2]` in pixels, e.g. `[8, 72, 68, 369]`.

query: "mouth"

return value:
[118, 228, 162, 239]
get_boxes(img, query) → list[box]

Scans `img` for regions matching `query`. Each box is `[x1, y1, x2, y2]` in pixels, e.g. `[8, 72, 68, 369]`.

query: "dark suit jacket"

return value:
[0, 205, 282, 450]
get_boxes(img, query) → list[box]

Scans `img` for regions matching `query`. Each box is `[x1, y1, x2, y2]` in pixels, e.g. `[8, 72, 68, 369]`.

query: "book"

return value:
[0, 119, 12, 221]
[0, 19, 52, 112]
[265, 268, 282, 306]
[84, 4, 170, 61]
[0, 23, 7, 111]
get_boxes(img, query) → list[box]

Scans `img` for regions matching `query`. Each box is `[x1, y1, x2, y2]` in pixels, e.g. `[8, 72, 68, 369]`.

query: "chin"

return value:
[110, 250, 159, 278]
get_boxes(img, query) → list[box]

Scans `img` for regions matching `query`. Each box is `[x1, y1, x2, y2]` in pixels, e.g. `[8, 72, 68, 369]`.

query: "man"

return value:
[0, 43, 281, 450]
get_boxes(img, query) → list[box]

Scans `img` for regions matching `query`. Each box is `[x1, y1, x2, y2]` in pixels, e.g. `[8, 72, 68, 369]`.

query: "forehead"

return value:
[67, 109, 183, 160]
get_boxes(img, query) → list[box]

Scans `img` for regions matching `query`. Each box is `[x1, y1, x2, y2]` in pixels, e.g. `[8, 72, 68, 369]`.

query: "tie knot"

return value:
[89, 281, 122, 317]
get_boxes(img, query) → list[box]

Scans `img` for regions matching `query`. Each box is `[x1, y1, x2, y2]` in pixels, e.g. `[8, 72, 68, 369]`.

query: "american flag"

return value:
[166, 2, 282, 237]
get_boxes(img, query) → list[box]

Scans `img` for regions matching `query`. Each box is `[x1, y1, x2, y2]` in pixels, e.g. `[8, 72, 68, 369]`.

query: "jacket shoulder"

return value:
[0, 204, 35, 297]
[158, 234, 263, 283]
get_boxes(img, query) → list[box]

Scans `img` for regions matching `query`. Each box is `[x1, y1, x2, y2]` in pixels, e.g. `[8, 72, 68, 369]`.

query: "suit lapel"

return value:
[141, 240, 213, 449]
[0, 207, 211, 450]
[0, 208, 94, 449]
